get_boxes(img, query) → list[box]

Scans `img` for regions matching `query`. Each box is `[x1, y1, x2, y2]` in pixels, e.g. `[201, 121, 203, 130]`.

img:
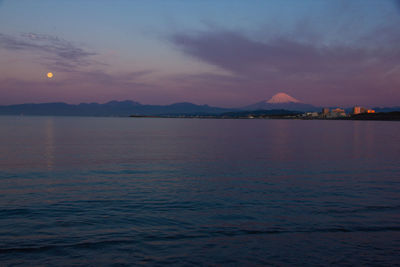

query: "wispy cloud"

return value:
[170, 29, 400, 76]
[0, 32, 97, 71]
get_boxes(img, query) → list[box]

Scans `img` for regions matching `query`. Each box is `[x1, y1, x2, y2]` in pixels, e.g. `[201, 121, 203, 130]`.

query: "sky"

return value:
[0, 0, 400, 107]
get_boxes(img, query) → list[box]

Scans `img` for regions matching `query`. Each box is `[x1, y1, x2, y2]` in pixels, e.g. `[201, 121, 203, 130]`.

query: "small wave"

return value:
[0, 208, 32, 216]
[0, 239, 134, 254]
[202, 225, 400, 238]
[314, 205, 400, 215]
[1, 226, 399, 254]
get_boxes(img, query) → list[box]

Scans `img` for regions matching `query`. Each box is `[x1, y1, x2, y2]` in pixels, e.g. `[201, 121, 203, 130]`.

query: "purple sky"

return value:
[0, 0, 400, 107]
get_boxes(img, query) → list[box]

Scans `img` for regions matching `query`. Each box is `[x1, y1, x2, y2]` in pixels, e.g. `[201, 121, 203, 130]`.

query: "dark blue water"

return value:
[0, 116, 399, 266]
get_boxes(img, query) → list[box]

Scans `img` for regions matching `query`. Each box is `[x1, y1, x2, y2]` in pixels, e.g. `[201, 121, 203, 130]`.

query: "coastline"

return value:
[130, 111, 400, 121]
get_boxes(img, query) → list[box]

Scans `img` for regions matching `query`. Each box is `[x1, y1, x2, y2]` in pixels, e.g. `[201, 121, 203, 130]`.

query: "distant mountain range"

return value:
[0, 92, 398, 116]
[0, 100, 233, 116]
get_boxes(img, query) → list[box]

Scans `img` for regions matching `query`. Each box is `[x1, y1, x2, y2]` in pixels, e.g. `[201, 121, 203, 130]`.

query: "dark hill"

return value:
[0, 101, 233, 116]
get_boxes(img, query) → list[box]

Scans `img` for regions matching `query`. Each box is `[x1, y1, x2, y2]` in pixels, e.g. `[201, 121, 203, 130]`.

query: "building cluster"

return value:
[302, 106, 375, 119]
[352, 106, 375, 115]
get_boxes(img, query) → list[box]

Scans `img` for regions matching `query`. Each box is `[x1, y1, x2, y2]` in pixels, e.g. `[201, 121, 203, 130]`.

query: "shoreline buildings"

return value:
[352, 106, 375, 115]
[319, 107, 347, 118]
[313, 106, 376, 119]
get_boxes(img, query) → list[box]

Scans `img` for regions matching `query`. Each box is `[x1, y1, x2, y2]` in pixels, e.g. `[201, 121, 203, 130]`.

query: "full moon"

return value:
[47, 72, 54, 78]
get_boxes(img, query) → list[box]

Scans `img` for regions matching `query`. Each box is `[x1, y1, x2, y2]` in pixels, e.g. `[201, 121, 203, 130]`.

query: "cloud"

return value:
[168, 28, 400, 106]
[0, 32, 97, 71]
[170, 30, 400, 76]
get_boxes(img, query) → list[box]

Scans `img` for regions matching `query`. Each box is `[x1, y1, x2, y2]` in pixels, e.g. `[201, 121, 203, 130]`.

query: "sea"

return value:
[0, 116, 399, 266]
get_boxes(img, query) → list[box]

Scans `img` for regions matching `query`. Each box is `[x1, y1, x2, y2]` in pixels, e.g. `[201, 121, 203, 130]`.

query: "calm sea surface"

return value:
[0, 116, 399, 266]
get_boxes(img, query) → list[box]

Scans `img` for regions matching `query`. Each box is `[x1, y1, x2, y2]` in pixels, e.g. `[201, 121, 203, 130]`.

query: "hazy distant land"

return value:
[0, 93, 399, 120]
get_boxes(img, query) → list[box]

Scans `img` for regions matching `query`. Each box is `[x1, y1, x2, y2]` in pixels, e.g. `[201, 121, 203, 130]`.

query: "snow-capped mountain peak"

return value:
[267, 93, 300, 104]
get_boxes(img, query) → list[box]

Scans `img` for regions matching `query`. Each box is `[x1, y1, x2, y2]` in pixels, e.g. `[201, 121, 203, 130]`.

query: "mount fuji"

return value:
[243, 92, 319, 112]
